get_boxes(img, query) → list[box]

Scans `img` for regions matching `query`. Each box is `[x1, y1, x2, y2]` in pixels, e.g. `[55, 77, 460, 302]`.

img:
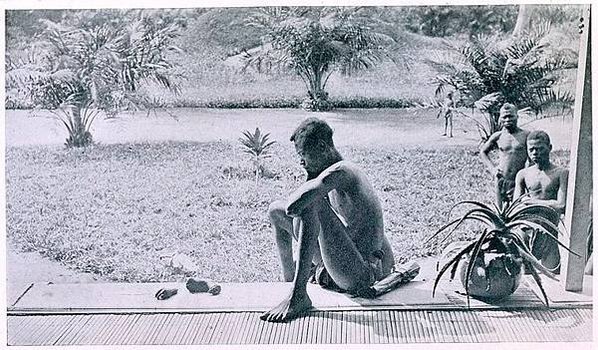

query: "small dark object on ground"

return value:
[187, 278, 222, 295]
[208, 285, 221, 295]
[155, 288, 178, 300]
[186, 278, 209, 293]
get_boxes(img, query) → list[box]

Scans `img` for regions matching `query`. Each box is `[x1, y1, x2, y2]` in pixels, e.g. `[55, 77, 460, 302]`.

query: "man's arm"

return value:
[480, 132, 501, 176]
[286, 161, 352, 216]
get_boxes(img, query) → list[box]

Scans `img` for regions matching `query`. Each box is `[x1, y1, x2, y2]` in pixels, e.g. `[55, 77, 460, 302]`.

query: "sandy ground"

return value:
[5, 108, 574, 150]
[6, 246, 104, 306]
[4, 108, 574, 304]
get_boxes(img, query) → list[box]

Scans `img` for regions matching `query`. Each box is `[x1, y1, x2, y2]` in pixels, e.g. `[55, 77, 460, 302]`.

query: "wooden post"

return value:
[562, 6, 592, 292]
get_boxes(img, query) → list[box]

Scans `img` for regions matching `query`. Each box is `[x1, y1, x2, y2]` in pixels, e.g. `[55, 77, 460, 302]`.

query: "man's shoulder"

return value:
[515, 128, 530, 139]
[325, 160, 360, 174]
[517, 165, 535, 178]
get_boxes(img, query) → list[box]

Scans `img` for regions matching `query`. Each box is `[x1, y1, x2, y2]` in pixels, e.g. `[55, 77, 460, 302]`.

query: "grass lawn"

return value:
[6, 139, 570, 283]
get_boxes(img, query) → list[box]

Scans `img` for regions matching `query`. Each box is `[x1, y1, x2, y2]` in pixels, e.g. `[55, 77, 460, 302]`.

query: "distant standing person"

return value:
[513, 130, 568, 272]
[480, 103, 530, 209]
[437, 90, 456, 137]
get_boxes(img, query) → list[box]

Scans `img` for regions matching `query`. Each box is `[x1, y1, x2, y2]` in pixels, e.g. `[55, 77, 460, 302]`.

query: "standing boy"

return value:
[480, 103, 530, 209]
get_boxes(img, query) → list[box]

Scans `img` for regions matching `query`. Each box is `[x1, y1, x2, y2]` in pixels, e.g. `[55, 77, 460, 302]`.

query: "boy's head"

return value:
[527, 130, 552, 166]
[499, 103, 519, 130]
[290, 118, 337, 177]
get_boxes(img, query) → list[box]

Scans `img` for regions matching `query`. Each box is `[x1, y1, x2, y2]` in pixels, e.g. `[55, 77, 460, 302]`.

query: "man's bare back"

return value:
[264, 118, 395, 322]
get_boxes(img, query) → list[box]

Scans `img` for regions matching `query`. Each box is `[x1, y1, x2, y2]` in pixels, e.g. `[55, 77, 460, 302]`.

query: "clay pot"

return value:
[459, 241, 523, 300]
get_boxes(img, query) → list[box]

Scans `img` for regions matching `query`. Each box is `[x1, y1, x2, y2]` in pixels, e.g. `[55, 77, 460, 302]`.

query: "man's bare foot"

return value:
[260, 293, 313, 322]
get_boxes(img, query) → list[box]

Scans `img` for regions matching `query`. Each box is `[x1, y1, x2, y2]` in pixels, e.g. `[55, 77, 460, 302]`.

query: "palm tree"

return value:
[429, 22, 577, 141]
[240, 7, 401, 111]
[6, 10, 183, 147]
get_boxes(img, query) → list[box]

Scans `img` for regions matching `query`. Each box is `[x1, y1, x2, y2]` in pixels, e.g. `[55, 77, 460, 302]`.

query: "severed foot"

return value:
[260, 293, 313, 323]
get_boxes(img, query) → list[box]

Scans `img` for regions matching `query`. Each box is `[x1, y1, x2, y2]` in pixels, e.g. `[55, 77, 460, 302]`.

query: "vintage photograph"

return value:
[4, 2, 593, 346]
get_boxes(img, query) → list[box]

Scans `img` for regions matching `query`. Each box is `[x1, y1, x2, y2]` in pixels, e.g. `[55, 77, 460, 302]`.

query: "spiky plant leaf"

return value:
[507, 219, 580, 257]
[523, 260, 550, 307]
[433, 241, 478, 298]
[511, 238, 558, 279]
[463, 228, 498, 307]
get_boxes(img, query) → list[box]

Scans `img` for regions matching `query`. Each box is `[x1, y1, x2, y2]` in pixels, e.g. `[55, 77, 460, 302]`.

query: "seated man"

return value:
[513, 130, 568, 272]
[480, 103, 530, 209]
[263, 118, 395, 322]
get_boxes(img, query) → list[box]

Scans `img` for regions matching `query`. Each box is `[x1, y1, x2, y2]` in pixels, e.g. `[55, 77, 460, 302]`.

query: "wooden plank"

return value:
[54, 314, 92, 345]
[28, 315, 54, 345]
[10, 278, 452, 314]
[13, 308, 591, 345]
[180, 313, 204, 344]
[563, 5, 592, 291]
[111, 314, 141, 345]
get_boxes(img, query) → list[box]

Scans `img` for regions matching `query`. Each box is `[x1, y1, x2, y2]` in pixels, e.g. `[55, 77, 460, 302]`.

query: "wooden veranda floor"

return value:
[8, 308, 592, 345]
[7, 260, 594, 346]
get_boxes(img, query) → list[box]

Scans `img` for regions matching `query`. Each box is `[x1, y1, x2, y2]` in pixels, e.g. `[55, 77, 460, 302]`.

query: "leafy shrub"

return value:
[429, 23, 577, 140]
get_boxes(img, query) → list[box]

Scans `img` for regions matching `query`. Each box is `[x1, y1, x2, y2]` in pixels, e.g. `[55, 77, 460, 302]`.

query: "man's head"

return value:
[290, 118, 340, 178]
[527, 130, 552, 167]
[499, 103, 519, 131]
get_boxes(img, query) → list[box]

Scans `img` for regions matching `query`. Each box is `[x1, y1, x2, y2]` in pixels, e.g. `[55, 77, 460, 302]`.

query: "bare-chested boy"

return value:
[480, 103, 530, 209]
[513, 130, 568, 272]
[263, 118, 395, 323]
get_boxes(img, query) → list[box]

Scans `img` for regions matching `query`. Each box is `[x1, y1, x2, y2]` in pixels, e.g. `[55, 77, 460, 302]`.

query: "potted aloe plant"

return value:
[427, 196, 580, 306]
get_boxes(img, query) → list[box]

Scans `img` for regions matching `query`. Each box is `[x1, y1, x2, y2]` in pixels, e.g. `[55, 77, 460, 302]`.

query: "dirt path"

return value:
[6, 246, 105, 306]
[6, 108, 572, 149]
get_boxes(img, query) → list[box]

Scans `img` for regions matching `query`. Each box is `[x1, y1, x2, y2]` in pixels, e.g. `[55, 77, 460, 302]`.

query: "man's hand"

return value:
[260, 292, 313, 323]
[494, 168, 503, 179]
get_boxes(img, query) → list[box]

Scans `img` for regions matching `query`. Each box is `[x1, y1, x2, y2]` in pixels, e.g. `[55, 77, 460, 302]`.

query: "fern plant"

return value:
[428, 22, 577, 141]
[427, 195, 580, 306]
[238, 127, 277, 183]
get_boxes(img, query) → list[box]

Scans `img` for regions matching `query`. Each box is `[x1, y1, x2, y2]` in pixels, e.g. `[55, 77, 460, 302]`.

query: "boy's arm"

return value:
[513, 169, 527, 200]
[286, 162, 352, 216]
[480, 132, 501, 177]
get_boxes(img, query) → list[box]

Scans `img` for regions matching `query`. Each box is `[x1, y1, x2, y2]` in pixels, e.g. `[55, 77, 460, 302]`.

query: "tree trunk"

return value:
[512, 5, 531, 38]
[303, 68, 331, 111]
[67, 105, 92, 147]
